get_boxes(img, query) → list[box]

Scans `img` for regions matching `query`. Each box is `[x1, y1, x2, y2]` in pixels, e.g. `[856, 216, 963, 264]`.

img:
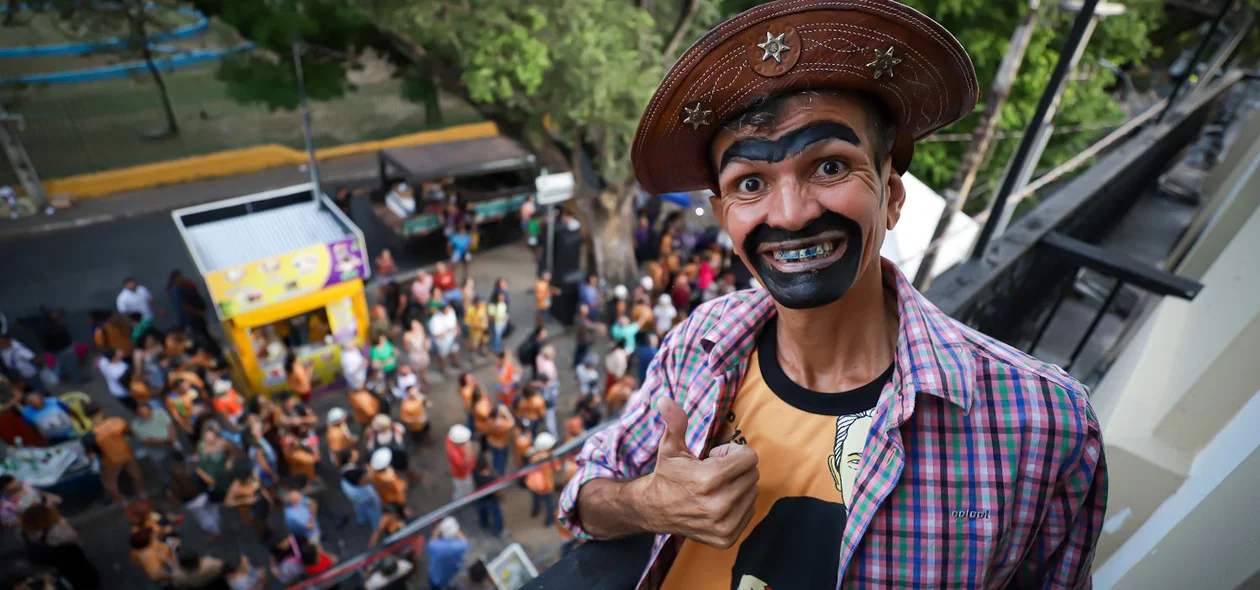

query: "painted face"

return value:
[709, 93, 904, 309]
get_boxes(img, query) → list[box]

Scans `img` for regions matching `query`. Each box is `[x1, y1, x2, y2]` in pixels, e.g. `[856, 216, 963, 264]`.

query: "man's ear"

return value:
[884, 169, 906, 231]
[709, 193, 725, 227]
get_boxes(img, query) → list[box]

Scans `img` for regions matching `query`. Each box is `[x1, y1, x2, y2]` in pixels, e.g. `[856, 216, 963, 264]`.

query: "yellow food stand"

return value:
[172, 184, 371, 395]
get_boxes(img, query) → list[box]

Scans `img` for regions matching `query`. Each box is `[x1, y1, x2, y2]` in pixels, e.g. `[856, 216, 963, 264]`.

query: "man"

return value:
[449, 224, 474, 283]
[282, 487, 321, 545]
[96, 347, 136, 412]
[34, 309, 81, 385]
[433, 262, 459, 304]
[116, 277, 156, 322]
[578, 274, 601, 321]
[446, 424, 475, 500]
[574, 303, 596, 370]
[534, 271, 559, 327]
[85, 402, 146, 503]
[0, 335, 42, 393]
[1, 392, 75, 444]
[0, 474, 61, 531]
[427, 517, 470, 590]
[167, 270, 215, 354]
[429, 303, 462, 373]
[558, 1, 1107, 588]
[130, 403, 177, 485]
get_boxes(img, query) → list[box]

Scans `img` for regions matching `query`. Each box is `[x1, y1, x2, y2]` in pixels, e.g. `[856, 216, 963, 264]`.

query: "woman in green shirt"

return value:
[370, 334, 399, 379]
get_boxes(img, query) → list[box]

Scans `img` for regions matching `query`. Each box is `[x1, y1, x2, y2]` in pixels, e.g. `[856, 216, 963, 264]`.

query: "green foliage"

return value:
[893, 0, 1163, 204]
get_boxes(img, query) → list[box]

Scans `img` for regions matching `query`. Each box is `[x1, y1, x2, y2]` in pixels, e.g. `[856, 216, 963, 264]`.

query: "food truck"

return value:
[371, 135, 538, 240]
[172, 184, 371, 395]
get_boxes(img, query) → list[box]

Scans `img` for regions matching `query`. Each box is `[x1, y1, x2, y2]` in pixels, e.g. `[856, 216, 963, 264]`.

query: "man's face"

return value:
[25, 394, 43, 409]
[2, 479, 21, 497]
[124, 280, 137, 291]
[136, 405, 152, 420]
[709, 93, 905, 310]
[436, 262, 447, 273]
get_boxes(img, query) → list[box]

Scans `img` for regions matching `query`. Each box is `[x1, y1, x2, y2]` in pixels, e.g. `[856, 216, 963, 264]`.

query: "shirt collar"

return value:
[699, 258, 975, 411]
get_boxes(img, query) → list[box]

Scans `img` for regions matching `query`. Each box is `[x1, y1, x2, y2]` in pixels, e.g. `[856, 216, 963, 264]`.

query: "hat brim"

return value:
[632, 0, 978, 195]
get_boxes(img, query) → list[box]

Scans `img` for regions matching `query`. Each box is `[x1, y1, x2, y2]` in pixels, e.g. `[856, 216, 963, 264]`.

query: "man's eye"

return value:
[738, 177, 763, 193]
[816, 160, 844, 176]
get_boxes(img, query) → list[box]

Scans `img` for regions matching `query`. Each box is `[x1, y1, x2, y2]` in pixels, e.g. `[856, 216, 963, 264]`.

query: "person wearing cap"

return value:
[525, 432, 558, 527]
[337, 450, 383, 531]
[427, 517, 470, 590]
[369, 448, 408, 509]
[558, 1, 1107, 588]
[325, 408, 358, 468]
[210, 379, 243, 423]
[446, 425, 476, 500]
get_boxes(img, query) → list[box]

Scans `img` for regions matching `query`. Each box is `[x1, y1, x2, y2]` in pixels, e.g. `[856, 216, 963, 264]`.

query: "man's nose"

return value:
[765, 178, 824, 232]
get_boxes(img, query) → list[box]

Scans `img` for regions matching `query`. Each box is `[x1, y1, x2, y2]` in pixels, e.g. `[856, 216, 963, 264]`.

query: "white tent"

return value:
[879, 173, 979, 281]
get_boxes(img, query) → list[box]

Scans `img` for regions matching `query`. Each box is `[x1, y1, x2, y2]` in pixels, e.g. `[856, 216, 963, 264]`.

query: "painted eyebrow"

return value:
[719, 121, 861, 171]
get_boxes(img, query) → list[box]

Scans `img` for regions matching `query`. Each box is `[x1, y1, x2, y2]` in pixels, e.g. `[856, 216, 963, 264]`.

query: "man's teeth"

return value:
[772, 240, 837, 262]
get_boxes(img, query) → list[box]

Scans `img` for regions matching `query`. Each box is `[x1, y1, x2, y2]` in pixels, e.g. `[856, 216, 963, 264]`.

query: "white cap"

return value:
[531, 432, 556, 454]
[370, 448, 393, 471]
[613, 285, 628, 300]
[658, 294, 672, 306]
[437, 516, 460, 539]
[448, 424, 471, 444]
[212, 380, 232, 395]
[372, 414, 392, 431]
[640, 276, 654, 292]
[327, 408, 347, 423]
[266, 341, 285, 359]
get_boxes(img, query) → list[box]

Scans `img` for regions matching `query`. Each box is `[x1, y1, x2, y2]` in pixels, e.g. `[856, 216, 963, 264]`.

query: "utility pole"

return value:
[292, 39, 322, 198]
[913, 0, 1041, 289]
[990, 0, 1127, 238]
[0, 107, 49, 211]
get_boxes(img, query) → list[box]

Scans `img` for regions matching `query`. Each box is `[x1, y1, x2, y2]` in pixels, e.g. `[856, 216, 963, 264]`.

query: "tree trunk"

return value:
[913, 0, 1040, 289]
[131, 2, 179, 137]
[662, 0, 701, 67]
[578, 184, 640, 288]
[3, 0, 19, 26]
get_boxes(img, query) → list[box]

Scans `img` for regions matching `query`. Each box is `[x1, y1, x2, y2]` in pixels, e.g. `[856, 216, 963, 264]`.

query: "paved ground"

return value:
[2, 242, 589, 589]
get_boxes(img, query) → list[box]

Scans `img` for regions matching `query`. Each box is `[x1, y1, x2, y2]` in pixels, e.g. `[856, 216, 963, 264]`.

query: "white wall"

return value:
[880, 173, 979, 280]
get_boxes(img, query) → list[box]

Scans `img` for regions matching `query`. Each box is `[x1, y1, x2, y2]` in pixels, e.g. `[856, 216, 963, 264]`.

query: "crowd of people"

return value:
[0, 197, 749, 590]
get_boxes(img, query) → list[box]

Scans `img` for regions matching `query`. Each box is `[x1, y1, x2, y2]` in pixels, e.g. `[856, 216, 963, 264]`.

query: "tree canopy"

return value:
[196, 0, 1219, 280]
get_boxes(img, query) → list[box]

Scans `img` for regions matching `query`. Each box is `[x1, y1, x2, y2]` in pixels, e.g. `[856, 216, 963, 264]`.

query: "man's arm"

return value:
[1016, 399, 1108, 589]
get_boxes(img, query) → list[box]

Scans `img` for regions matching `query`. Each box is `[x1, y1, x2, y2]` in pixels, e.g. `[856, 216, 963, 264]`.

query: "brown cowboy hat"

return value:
[632, 0, 979, 195]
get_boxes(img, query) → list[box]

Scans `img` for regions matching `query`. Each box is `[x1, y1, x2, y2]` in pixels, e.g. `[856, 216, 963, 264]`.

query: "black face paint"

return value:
[720, 121, 861, 171]
[743, 210, 864, 310]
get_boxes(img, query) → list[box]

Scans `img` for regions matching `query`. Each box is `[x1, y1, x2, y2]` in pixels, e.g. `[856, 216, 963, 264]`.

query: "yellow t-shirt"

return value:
[661, 321, 888, 590]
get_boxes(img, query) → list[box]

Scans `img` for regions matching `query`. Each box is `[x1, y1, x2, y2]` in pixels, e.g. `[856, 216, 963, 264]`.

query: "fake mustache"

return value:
[743, 210, 863, 257]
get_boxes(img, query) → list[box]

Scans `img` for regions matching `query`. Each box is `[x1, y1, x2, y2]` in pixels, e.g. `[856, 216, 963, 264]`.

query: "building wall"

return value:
[1090, 127, 1260, 587]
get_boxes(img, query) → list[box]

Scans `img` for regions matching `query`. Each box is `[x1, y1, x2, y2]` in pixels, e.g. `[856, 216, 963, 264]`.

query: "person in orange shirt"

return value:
[605, 374, 636, 417]
[458, 372, 478, 428]
[211, 380, 244, 423]
[86, 403, 145, 503]
[524, 432, 558, 526]
[483, 404, 515, 476]
[369, 448, 408, 509]
[129, 526, 175, 583]
[348, 388, 381, 428]
[512, 428, 533, 471]
[398, 386, 431, 446]
[514, 385, 546, 435]
[494, 353, 520, 407]
[324, 408, 357, 468]
[286, 355, 313, 404]
[534, 272, 559, 327]
[646, 261, 666, 298]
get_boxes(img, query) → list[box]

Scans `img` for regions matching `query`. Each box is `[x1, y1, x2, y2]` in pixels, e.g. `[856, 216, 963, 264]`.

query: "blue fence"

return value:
[0, 2, 210, 58]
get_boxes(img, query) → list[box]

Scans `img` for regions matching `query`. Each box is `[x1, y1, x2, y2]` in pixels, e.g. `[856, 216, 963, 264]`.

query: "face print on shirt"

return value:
[828, 409, 875, 505]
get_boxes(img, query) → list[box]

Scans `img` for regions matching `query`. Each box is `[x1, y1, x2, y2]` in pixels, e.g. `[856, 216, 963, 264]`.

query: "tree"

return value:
[194, 0, 722, 287]
[198, 0, 1164, 285]
[46, 0, 183, 137]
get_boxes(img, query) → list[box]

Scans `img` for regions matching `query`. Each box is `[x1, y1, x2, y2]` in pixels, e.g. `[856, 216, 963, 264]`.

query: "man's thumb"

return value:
[656, 397, 694, 459]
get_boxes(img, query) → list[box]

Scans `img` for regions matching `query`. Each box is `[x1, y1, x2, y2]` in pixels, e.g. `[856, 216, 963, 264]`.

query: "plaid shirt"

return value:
[559, 260, 1107, 589]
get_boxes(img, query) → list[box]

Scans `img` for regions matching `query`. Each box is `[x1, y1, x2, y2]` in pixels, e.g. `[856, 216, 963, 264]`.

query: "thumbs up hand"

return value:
[639, 397, 760, 549]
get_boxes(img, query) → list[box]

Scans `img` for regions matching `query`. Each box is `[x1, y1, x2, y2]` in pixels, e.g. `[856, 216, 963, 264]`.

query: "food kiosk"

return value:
[172, 184, 371, 395]
[371, 135, 538, 239]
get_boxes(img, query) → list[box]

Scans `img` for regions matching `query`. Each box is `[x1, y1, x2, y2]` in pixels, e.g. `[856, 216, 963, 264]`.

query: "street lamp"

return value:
[292, 39, 322, 199]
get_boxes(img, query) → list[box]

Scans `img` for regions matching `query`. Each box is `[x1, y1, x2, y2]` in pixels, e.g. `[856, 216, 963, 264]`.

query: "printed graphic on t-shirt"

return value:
[661, 319, 891, 590]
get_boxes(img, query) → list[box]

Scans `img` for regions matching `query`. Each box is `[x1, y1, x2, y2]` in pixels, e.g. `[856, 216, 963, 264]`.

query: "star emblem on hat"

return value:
[867, 46, 902, 80]
[757, 31, 791, 64]
[682, 102, 712, 130]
